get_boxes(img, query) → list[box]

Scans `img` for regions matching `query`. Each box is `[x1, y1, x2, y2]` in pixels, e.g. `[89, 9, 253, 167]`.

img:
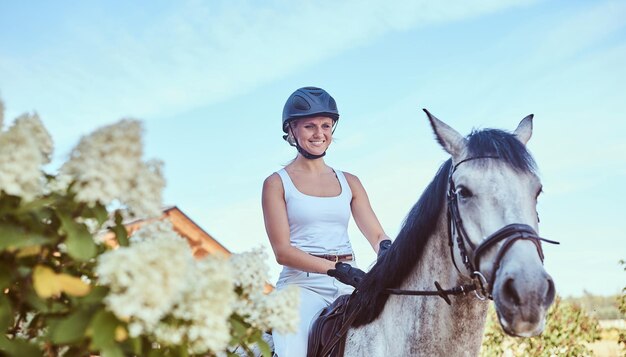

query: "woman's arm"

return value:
[262, 173, 336, 274]
[344, 172, 390, 253]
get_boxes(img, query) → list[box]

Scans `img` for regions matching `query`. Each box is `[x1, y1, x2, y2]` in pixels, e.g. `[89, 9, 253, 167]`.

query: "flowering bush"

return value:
[0, 99, 298, 356]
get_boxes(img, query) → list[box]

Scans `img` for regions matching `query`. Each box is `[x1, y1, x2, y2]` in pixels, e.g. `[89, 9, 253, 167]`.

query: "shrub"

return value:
[0, 99, 296, 357]
[481, 296, 600, 356]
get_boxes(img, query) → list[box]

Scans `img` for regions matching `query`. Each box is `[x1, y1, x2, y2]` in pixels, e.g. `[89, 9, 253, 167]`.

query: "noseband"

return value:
[447, 156, 559, 299]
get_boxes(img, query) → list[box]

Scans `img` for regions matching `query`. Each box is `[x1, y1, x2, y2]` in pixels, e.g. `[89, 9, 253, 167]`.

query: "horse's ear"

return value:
[514, 114, 534, 145]
[423, 109, 467, 158]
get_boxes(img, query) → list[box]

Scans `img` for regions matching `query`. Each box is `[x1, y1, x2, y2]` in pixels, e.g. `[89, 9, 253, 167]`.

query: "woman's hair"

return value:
[283, 120, 298, 147]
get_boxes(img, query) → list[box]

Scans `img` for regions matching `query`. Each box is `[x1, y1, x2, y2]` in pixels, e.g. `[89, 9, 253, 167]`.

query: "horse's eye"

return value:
[456, 186, 473, 199]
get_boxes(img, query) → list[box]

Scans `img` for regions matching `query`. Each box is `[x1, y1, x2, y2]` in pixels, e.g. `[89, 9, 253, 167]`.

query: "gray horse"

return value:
[341, 111, 556, 356]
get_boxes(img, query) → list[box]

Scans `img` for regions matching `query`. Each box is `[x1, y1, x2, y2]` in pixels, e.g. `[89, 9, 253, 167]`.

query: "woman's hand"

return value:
[327, 262, 366, 288]
[378, 239, 392, 259]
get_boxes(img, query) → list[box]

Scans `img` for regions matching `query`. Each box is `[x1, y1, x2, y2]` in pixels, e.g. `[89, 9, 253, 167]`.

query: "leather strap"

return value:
[312, 253, 354, 262]
[319, 296, 361, 357]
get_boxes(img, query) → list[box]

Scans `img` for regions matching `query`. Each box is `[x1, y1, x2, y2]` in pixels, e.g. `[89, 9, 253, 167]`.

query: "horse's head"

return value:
[425, 110, 556, 337]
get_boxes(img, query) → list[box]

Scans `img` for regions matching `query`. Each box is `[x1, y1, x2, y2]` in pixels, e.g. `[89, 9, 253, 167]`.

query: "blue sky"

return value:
[1, 0, 624, 297]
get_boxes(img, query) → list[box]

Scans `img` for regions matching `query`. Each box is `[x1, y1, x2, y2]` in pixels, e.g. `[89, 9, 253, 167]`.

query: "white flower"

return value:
[96, 221, 237, 354]
[260, 286, 300, 334]
[98, 232, 295, 354]
[13, 112, 53, 163]
[62, 119, 141, 206]
[153, 256, 236, 354]
[0, 116, 48, 201]
[95, 221, 194, 333]
[61, 119, 163, 218]
[43, 173, 73, 195]
[229, 247, 269, 294]
[230, 248, 300, 334]
[124, 159, 165, 219]
[128, 219, 175, 244]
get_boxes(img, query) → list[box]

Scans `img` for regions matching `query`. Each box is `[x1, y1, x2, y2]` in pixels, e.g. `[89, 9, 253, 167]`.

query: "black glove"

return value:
[327, 262, 366, 288]
[378, 239, 392, 260]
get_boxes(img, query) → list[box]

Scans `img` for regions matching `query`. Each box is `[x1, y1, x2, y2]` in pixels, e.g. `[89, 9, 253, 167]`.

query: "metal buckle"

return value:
[471, 271, 490, 301]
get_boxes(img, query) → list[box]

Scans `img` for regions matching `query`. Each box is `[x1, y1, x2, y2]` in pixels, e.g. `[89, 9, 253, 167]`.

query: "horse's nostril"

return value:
[503, 278, 521, 306]
[545, 276, 556, 305]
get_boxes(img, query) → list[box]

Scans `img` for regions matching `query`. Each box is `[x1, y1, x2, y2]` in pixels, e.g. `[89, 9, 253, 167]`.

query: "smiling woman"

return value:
[286, 117, 334, 158]
[262, 86, 392, 356]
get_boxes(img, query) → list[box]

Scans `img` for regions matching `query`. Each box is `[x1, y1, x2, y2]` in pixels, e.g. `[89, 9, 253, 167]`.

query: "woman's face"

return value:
[290, 116, 334, 155]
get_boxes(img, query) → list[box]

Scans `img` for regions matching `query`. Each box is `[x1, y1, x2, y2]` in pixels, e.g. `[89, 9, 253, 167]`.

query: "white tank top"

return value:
[277, 168, 353, 255]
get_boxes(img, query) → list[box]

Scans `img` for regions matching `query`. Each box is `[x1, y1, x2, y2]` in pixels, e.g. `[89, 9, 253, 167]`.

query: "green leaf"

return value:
[100, 345, 125, 357]
[0, 293, 13, 333]
[0, 193, 21, 215]
[111, 211, 128, 247]
[147, 349, 167, 357]
[256, 338, 272, 357]
[58, 212, 97, 261]
[24, 289, 48, 311]
[230, 315, 249, 341]
[178, 344, 190, 357]
[129, 336, 143, 356]
[0, 222, 49, 251]
[81, 203, 109, 227]
[81, 285, 109, 305]
[0, 336, 41, 357]
[48, 306, 97, 344]
[89, 310, 120, 351]
[24, 289, 68, 314]
[14, 196, 55, 216]
[0, 261, 13, 289]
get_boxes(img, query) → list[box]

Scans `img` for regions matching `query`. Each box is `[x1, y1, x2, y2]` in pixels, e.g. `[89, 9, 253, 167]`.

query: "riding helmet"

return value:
[282, 87, 339, 133]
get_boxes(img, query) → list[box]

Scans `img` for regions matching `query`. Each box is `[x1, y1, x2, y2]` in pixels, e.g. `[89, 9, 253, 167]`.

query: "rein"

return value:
[385, 155, 559, 303]
[386, 281, 477, 305]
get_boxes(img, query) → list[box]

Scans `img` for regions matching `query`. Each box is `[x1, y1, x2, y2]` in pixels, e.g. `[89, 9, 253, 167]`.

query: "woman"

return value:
[262, 86, 391, 356]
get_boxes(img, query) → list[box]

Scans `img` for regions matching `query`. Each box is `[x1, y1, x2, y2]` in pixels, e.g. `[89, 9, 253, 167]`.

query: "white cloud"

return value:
[1, 0, 537, 144]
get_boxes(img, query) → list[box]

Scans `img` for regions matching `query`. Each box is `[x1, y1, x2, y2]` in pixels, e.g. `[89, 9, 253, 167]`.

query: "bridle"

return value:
[386, 156, 559, 303]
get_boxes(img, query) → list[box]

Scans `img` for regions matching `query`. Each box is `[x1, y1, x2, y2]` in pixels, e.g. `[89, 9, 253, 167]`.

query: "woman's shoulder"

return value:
[263, 171, 281, 185]
[338, 171, 366, 196]
[339, 170, 360, 183]
[263, 171, 286, 193]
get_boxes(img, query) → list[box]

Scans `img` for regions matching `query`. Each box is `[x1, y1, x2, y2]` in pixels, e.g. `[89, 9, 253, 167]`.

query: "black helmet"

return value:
[282, 87, 339, 133]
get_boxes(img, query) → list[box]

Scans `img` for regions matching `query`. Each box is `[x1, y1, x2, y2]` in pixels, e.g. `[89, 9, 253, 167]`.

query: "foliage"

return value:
[617, 260, 626, 348]
[480, 296, 600, 357]
[565, 290, 622, 320]
[0, 99, 297, 356]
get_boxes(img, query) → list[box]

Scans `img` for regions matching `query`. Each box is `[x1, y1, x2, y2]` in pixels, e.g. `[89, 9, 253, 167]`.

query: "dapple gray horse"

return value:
[340, 111, 556, 356]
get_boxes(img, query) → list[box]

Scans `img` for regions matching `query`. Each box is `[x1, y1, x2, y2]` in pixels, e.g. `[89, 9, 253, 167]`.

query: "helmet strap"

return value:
[288, 122, 326, 160]
[332, 119, 338, 134]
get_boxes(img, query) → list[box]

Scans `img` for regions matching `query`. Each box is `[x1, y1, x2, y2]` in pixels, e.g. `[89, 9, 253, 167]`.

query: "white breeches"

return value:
[272, 267, 354, 357]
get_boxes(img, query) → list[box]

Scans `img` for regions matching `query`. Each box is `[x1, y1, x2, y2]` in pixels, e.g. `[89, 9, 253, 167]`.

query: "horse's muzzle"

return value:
[493, 268, 555, 337]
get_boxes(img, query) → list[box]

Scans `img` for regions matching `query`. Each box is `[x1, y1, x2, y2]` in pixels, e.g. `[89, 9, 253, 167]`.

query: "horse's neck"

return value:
[400, 226, 490, 354]
[347, 218, 489, 356]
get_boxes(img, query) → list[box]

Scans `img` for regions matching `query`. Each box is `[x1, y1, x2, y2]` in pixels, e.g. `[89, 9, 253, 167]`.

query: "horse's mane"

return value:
[349, 128, 536, 327]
